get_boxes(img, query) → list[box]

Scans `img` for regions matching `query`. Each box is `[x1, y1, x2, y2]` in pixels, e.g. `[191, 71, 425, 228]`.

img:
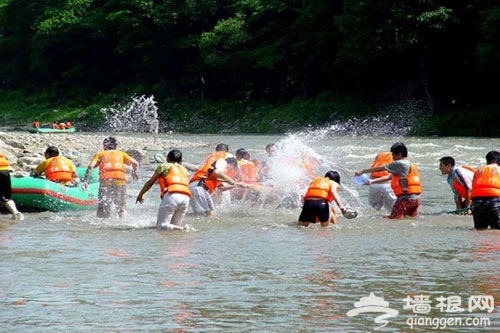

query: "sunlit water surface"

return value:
[1, 133, 500, 332]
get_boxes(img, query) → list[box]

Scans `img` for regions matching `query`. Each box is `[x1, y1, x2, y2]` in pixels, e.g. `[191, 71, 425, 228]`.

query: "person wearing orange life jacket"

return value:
[0, 151, 24, 221]
[471, 150, 500, 230]
[58, 122, 66, 130]
[231, 148, 259, 202]
[438, 156, 474, 215]
[367, 152, 397, 211]
[32, 146, 79, 186]
[300, 151, 320, 181]
[298, 170, 348, 227]
[355, 142, 421, 219]
[51, 122, 58, 129]
[82, 136, 139, 218]
[136, 149, 193, 231]
[66, 122, 72, 129]
[236, 148, 258, 183]
[31, 119, 40, 128]
[188, 143, 241, 216]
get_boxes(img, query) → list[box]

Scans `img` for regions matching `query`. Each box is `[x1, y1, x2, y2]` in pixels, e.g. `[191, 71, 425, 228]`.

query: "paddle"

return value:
[239, 182, 274, 193]
[445, 207, 472, 215]
[198, 176, 273, 193]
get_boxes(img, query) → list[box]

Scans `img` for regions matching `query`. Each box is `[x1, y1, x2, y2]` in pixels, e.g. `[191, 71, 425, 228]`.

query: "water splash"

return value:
[292, 98, 431, 137]
[292, 116, 411, 138]
[253, 134, 363, 211]
[100, 95, 159, 141]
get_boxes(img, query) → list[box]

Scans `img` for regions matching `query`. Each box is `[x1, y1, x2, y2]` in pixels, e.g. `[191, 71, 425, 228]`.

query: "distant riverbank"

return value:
[0, 131, 210, 177]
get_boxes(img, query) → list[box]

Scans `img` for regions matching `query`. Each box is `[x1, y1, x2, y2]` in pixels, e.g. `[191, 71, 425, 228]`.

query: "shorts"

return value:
[388, 196, 420, 219]
[189, 181, 215, 214]
[298, 199, 330, 223]
[369, 183, 396, 211]
[157, 192, 190, 229]
[472, 197, 500, 229]
[97, 183, 127, 218]
[0, 170, 12, 202]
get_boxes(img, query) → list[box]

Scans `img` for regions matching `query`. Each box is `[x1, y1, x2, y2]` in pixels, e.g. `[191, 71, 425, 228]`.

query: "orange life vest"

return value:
[238, 159, 258, 183]
[370, 152, 392, 178]
[99, 150, 127, 180]
[304, 177, 334, 202]
[452, 165, 474, 199]
[0, 152, 10, 170]
[32, 121, 40, 128]
[158, 164, 191, 198]
[51, 123, 58, 129]
[391, 163, 422, 196]
[190, 155, 229, 193]
[45, 156, 73, 182]
[204, 151, 229, 164]
[66, 122, 72, 129]
[301, 153, 317, 179]
[58, 123, 66, 130]
[471, 165, 500, 198]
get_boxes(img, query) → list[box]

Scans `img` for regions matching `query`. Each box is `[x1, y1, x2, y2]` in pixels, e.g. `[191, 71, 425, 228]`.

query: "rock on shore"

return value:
[0, 131, 209, 177]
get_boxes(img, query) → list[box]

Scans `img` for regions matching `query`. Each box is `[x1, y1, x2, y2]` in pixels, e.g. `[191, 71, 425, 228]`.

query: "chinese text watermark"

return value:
[347, 293, 493, 330]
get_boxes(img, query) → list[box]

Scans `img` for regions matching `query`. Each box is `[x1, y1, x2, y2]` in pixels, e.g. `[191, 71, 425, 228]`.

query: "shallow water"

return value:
[1, 133, 500, 332]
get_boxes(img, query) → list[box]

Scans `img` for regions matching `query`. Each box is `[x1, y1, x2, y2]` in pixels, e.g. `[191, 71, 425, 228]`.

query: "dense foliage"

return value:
[0, 0, 499, 135]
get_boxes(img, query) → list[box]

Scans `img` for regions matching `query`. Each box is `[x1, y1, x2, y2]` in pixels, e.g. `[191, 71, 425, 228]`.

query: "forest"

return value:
[0, 0, 499, 135]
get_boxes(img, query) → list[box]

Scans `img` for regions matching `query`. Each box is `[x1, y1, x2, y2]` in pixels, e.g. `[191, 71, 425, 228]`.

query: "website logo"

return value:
[346, 292, 399, 329]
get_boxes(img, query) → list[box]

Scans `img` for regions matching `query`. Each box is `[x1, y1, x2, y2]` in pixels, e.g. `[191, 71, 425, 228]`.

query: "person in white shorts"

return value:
[136, 149, 192, 230]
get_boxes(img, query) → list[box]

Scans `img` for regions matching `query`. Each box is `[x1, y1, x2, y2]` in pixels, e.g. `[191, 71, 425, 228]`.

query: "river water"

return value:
[1, 132, 500, 332]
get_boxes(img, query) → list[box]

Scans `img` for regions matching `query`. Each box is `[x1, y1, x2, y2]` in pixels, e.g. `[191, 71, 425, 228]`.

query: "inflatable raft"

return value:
[28, 127, 76, 134]
[11, 168, 99, 212]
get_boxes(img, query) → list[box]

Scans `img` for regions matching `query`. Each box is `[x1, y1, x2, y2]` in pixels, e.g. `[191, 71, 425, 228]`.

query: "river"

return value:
[1, 132, 499, 332]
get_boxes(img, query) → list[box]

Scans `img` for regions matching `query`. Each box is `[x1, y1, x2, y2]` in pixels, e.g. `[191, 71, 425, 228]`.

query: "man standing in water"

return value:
[354, 142, 422, 219]
[470, 150, 500, 230]
[136, 149, 192, 231]
[82, 137, 139, 218]
[367, 151, 397, 212]
[438, 156, 474, 215]
[188, 143, 241, 216]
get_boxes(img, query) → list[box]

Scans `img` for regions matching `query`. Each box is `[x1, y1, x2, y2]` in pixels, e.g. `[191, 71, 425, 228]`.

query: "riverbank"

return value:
[0, 131, 210, 177]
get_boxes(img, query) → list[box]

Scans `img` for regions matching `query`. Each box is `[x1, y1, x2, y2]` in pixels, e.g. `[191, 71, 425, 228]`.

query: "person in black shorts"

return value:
[298, 170, 347, 227]
[471, 150, 500, 230]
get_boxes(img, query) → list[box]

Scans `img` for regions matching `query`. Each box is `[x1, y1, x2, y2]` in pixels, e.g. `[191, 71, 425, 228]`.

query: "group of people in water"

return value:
[354, 142, 500, 230]
[2, 137, 500, 231]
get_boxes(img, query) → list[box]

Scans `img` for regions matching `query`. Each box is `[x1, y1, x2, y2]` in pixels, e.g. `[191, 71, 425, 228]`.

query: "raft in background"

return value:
[28, 127, 76, 134]
[11, 167, 99, 212]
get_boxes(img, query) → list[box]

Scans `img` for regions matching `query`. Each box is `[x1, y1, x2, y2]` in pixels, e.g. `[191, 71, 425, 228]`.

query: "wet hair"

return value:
[485, 150, 500, 164]
[390, 142, 408, 157]
[215, 143, 229, 152]
[439, 156, 455, 167]
[45, 146, 59, 157]
[265, 143, 276, 153]
[236, 148, 248, 159]
[325, 170, 340, 184]
[167, 149, 183, 163]
[103, 136, 118, 150]
[226, 157, 239, 168]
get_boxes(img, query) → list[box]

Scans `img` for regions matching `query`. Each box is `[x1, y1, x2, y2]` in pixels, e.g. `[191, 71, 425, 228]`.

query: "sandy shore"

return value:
[1, 131, 209, 154]
[0, 131, 210, 175]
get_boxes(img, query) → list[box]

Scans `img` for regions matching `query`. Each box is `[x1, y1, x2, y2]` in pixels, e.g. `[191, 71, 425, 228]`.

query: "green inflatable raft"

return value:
[28, 127, 76, 134]
[11, 167, 99, 212]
